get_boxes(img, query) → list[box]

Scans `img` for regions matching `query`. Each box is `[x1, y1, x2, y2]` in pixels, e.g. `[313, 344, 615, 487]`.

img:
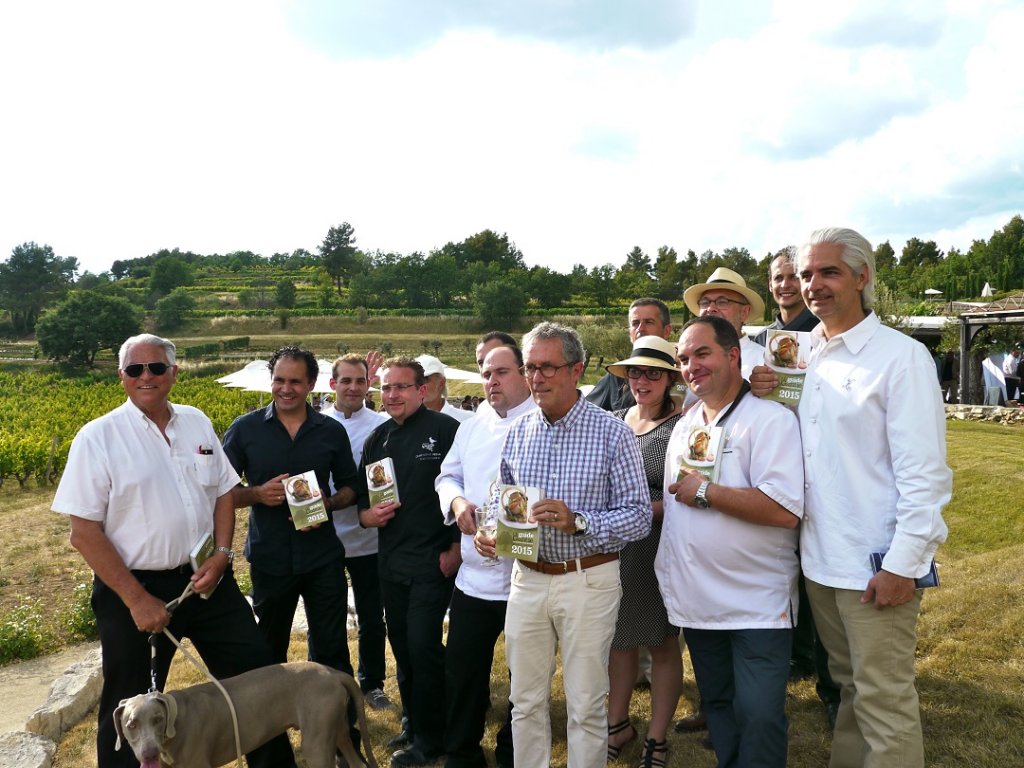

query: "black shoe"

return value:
[826, 701, 839, 730]
[387, 731, 413, 749]
[673, 711, 708, 733]
[391, 746, 439, 767]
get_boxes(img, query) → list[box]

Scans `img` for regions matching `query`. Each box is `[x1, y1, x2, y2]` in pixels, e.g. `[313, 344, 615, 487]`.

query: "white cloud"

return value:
[0, 0, 1020, 278]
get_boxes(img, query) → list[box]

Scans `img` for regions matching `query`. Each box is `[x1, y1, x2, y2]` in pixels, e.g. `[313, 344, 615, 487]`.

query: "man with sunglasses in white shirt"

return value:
[53, 334, 294, 768]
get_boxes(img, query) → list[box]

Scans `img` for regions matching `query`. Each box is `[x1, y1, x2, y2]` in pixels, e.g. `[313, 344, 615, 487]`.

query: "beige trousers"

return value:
[806, 580, 925, 768]
[505, 559, 621, 768]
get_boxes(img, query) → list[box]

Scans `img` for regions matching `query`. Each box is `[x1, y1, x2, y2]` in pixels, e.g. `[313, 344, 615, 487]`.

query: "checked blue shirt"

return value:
[499, 393, 652, 562]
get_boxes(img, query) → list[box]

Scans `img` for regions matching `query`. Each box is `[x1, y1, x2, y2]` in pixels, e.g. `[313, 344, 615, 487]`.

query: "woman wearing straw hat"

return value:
[604, 335, 683, 768]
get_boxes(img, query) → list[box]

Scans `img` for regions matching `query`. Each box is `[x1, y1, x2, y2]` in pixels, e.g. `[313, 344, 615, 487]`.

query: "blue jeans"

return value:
[683, 627, 792, 768]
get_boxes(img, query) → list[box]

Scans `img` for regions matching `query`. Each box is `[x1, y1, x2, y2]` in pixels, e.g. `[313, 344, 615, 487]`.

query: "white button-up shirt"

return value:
[324, 404, 388, 558]
[435, 396, 537, 601]
[52, 400, 240, 571]
[798, 312, 951, 589]
[657, 394, 804, 629]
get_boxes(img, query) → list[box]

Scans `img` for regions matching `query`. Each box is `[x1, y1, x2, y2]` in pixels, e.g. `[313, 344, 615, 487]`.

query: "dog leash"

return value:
[148, 581, 245, 767]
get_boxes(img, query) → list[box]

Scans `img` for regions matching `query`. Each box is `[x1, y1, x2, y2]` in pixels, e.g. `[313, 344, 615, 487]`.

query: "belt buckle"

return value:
[560, 561, 569, 574]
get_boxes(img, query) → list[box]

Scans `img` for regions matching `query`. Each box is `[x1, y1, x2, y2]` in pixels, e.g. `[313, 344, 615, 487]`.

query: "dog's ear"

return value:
[112, 700, 128, 751]
[158, 692, 178, 739]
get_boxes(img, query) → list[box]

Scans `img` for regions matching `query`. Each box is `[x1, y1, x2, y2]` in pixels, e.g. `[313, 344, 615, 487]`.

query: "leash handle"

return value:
[147, 633, 159, 693]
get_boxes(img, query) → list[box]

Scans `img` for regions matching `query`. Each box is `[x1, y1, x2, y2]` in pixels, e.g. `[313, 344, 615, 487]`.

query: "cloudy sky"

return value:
[1, 0, 1022, 276]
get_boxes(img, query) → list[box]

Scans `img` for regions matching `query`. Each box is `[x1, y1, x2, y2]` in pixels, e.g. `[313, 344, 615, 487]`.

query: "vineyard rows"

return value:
[0, 372, 265, 487]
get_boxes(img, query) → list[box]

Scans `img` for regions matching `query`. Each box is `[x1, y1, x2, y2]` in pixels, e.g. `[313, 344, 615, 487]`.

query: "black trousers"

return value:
[793, 573, 841, 706]
[444, 586, 514, 768]
[250, 557, 353, 674]
[93, 569, 295, 768]
[345, 553, 388, 692]
[381, 573, 455, 756]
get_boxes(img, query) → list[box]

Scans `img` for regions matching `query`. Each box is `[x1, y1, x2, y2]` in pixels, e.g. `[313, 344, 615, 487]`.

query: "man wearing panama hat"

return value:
[683, 267, 766, 381]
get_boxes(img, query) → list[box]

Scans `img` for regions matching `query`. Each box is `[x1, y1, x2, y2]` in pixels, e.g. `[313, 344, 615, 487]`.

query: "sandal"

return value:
[607, 719, 637, 761]
[636, 738, 668, 768]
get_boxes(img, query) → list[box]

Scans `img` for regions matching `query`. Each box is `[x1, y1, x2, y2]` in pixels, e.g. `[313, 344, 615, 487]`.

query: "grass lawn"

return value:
[0, 419, 1016, 766]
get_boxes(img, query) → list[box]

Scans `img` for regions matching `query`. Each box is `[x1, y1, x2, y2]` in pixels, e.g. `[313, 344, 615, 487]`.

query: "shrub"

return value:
[0, 600, 52, 663]
[64, 582, 98, 640]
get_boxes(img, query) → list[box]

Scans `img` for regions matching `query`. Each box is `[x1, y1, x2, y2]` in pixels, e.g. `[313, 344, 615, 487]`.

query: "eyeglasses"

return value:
[698, 297, 748, 310]
[520, 363, 573, 378]
[625, 366, 667, 381]
[122, 362, 171, 378]
[380, 383, 417, 393]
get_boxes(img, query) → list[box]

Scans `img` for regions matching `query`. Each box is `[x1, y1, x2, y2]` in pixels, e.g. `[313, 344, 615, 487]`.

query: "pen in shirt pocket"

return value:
[198, 444, 214, 455]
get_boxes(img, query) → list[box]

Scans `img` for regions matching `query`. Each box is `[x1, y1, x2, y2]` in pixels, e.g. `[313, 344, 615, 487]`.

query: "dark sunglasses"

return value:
[123, 362, 171, 378]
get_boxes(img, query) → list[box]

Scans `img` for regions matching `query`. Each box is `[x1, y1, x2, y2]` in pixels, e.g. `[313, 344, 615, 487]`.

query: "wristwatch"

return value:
[214, 546, 235, 564]
[693, 481, 711, 509]
[573, 512, 589, 536]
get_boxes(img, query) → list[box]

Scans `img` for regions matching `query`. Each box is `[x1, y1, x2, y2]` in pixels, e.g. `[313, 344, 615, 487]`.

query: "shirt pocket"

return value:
[193, 455, 220, 489]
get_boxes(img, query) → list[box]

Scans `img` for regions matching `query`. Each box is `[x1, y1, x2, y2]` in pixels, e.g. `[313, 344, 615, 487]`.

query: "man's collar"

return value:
[499, 395, 538, 421]
[541, 391, 586, 427]
[262, 401, 320, 423]
[124, 398, 175, 425]
[811, 311, 879, 354]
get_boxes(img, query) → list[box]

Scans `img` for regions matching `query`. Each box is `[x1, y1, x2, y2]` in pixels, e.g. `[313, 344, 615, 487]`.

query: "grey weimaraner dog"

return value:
[113, 661, 377, 768]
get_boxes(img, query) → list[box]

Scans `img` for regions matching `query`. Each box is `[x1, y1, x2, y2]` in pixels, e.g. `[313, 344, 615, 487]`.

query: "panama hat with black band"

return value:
[606, 335, 680, 378]
[682, 266, 766, 321]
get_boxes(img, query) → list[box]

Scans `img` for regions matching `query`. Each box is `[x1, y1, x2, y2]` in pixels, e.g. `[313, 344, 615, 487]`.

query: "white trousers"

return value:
[505, 559, 621, 768]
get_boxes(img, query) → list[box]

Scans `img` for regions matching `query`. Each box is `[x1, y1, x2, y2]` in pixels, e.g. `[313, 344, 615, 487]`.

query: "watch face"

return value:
[574, 513, 587, 533]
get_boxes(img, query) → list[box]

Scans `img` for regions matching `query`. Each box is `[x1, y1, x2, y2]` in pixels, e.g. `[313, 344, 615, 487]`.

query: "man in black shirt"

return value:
[223, 347, 359, 673]
[754, 247, 821, 347]
[359, 356, 461, 767]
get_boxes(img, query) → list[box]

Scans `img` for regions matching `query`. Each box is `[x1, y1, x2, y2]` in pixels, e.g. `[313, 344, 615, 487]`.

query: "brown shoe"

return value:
[673, 711, 708, 733]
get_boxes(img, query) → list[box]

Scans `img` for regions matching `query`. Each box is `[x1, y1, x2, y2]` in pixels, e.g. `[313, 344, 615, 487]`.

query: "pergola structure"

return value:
[958, 292, 1024, 403]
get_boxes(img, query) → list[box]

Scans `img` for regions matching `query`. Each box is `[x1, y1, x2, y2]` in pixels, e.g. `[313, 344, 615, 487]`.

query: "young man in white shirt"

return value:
[435, 343, 536, 768]
[325, 352, 391, 710]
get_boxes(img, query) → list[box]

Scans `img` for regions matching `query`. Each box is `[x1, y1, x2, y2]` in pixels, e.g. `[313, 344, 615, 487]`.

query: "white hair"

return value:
[799, 227, 875, 310]
[119, 334, 177, 368]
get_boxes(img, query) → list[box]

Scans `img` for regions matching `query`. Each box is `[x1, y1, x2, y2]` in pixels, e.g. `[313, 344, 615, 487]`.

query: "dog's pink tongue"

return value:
[141, 758, 161, 768]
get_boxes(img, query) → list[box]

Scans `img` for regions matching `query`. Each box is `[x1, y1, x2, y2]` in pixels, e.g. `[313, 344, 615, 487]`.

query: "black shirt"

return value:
[357, 405, 460, 583]
[586, 373, 635, 411]
[223, 403, 358, 576]
[754, 307, 820, 347]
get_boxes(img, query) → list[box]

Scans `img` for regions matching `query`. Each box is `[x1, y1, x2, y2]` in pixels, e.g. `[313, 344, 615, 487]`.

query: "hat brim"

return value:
[606, 355, 680, 379]
[683, 282, 765, 320]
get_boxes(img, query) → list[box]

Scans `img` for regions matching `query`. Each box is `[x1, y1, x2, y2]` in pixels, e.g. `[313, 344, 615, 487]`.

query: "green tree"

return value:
[36, 292, 142, 366]
[0, 242, 78, 335]
[319, 222, 359, 294]
[155, 288, 196, 331]
[652, 246, 681, 300]
[149, 256, 194, 297]
[276, 279, 297, 308]
[472, 278, 526, 329]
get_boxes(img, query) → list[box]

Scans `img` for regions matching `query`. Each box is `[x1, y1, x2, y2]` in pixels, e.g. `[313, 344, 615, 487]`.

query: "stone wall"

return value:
[946, 404, 1024, 426]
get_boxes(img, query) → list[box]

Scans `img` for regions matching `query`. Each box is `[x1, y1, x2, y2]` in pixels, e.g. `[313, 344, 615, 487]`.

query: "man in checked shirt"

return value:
[478, 321, 651, 768]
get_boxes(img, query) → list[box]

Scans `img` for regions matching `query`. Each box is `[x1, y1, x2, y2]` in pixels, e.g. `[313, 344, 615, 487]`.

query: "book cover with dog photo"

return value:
[366, 457, 400, 507]
[494, 484, 541, 562]
[761, 330, 813, 405]
[673, 425, 725, 483]
[285, 470, 329, 529]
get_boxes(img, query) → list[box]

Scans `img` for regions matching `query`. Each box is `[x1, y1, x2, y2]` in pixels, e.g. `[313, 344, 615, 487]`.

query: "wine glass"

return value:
[473, 507, 500, 567]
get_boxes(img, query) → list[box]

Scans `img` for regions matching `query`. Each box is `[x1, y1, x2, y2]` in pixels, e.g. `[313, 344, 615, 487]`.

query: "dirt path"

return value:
[0, 641, 99, 735]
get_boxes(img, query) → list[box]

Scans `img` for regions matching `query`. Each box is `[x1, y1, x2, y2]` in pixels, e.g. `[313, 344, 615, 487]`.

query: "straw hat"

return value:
[606, 336, 679, 378]
[682, 267, 765, 320]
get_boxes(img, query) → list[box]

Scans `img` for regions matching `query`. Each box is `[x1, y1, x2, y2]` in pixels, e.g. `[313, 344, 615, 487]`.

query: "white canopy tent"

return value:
[216, 359, 339, 394]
